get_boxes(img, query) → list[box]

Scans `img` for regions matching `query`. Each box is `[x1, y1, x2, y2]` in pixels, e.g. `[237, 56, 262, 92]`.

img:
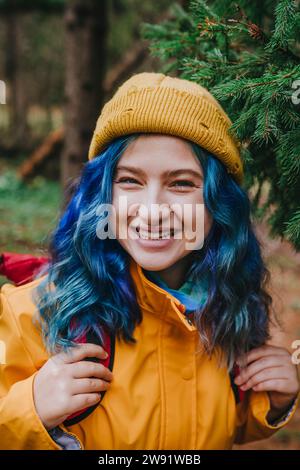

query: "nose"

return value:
[138, 203, 173, 230]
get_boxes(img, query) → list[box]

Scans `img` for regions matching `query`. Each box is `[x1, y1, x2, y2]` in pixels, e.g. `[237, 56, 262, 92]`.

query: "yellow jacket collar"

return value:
[129, 257, 197, 332]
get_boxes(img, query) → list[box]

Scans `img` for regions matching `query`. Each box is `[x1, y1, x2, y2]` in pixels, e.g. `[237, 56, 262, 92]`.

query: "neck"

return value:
[148, 253, 194, 290]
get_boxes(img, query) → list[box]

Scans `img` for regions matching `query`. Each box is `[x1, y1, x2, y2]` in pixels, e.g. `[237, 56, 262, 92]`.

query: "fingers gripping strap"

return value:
[63, 325, 115, 427]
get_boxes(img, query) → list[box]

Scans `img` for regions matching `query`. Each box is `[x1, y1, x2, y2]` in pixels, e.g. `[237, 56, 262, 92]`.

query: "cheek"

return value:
[111, 189, 132, 237]
[112, 187, 121, 209]
[111, 189, 124, 238]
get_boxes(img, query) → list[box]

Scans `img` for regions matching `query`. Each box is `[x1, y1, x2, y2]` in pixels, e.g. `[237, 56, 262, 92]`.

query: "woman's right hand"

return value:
[33, 343, 113, 431]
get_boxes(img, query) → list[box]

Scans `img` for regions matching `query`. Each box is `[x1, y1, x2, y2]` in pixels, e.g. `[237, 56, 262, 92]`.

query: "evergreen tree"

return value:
[141, 0, 300, 250]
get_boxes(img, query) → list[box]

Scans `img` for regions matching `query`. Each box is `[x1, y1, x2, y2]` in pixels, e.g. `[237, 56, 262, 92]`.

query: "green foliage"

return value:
[141, 0, 300, 250]
[0, 169, 61, 253]
[266, 0, 297, 51]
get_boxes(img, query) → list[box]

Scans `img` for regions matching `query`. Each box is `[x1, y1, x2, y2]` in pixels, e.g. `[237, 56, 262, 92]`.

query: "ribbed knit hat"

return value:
[88, 72, 243, 184]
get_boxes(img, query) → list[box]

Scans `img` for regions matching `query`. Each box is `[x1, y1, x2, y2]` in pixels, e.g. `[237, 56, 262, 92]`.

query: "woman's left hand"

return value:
[235, 345, 300, 419]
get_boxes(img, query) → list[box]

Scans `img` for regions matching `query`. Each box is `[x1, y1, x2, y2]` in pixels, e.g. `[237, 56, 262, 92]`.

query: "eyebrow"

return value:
[115, 165, 203, 179]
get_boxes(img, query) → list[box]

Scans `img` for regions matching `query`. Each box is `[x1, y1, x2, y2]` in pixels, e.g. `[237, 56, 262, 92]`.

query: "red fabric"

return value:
[0, 252, 49, 286]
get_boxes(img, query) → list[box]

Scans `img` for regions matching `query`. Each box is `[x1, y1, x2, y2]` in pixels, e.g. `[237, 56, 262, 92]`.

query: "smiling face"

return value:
[111, 134, 213, 285]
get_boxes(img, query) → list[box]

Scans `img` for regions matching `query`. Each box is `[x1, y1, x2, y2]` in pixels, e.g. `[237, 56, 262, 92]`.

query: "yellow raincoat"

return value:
[0, 257, 299, 450]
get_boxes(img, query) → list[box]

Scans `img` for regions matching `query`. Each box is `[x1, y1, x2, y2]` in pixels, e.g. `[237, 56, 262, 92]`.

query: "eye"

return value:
[171, 180, 196, 188]
[114, 177, 140, 184]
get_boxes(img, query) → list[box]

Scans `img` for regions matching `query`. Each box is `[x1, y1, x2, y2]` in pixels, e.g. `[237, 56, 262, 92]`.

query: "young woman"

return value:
[0, 73, 299, 450]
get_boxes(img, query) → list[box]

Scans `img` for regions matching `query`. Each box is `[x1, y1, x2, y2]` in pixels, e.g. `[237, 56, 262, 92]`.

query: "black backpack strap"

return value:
[229, 363, 245, 405]
[229, 369, 241, 404]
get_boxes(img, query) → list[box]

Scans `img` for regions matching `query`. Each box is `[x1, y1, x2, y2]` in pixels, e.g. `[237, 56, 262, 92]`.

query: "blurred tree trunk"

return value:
[5, 10, 29, 150]
[62, 0, 109, 202]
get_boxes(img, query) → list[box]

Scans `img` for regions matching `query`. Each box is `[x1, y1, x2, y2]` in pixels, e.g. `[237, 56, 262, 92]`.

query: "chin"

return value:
[132, 254, 179, 272]
[133, 248, 189, 271]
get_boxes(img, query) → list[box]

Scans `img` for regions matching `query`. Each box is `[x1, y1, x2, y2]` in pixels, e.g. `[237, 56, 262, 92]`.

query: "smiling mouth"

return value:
[135, 227, 177, 240]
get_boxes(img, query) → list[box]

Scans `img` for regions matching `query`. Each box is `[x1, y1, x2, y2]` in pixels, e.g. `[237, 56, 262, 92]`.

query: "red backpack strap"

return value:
[63, 321, 115, 427]
[0, 252, 49, 286]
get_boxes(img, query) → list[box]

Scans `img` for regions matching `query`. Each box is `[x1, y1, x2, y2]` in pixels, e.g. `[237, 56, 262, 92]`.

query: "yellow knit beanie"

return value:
[88, 72, 243, 184]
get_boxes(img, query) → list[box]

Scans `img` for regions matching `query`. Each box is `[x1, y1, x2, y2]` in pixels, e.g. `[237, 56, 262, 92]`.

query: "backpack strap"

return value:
[63, 324, 116, 427]
[229, 363, 245, 404]
[0, 252, 49, 286]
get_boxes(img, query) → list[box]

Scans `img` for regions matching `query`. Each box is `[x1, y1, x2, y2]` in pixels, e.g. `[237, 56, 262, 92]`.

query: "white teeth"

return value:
[139, 231, 172, 240]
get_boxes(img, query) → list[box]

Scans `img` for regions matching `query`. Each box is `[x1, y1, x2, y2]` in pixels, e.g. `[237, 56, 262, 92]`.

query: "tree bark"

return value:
[5, 9, 29, 149]
[62, 0, 109, 202]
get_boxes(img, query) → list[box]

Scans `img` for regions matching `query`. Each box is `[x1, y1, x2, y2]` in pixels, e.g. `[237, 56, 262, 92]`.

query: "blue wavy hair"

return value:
[33, 132, 274, 370]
